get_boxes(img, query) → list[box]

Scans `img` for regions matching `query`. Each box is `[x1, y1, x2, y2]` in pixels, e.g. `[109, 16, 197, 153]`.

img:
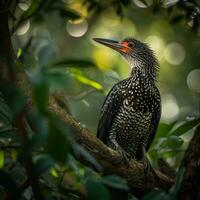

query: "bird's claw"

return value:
[142, 155, 155, 174]
[116, 145, 131, 165]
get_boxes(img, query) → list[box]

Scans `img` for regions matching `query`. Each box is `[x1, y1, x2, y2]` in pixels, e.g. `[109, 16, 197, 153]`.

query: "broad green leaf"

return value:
[73, 144, 102, 172]
[16, 0, 44, 28]
[27, 68, 49, 112]
[70, 69, 103, 91]
[50, 168, 59, 177]
[51, 59, 96, 68]
[46, 70, 71, 91]
[17, 48, 22, 58]
[0, 85, 26, 116]
[0, 151, 4, 168]
[38, 44, 56, 66]
[102, 175, 129, 191]
[155, 121, 177, 139]
[59, 8, 81, 20]
[130, 195, 139, 200]
[169, 167, 185, 197]
[85, 178, 110, 200]
[167, 135, 184, 148]
[34, 155, 54, 176]
[168, 118, 200, 136]
[142, 190, 169, 200]
[47, 117, 70, 163]
[32, 83, 49, 112]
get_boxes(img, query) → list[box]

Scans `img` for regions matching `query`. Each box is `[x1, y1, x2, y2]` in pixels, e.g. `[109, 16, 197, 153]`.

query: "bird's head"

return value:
[93, 37, 158, 80]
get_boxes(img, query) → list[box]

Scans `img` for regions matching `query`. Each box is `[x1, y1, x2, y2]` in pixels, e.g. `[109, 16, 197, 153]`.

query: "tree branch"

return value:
[47, 96, 174, 191]
[179, 124, 200, 200]
[0, 2, 44, 199]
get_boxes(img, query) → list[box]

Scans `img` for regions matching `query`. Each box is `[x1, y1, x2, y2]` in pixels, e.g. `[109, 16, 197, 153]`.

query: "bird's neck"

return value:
[129, 62, 157, 88]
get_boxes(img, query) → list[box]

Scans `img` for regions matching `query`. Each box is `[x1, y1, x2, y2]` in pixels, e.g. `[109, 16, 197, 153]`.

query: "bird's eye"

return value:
[128, 42, 134, 48]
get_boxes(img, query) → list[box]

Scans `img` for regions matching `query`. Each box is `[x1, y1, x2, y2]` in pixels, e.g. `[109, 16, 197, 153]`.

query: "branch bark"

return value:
[0, 2, 44, 199]
[179, 124, 200, 200]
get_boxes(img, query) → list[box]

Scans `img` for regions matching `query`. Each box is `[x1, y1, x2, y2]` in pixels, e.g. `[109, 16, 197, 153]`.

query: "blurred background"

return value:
[12, 0, 200, 168]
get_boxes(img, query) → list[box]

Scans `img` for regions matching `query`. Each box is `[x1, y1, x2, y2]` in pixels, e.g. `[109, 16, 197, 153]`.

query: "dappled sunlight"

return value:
[18, 2, 30, 11]
[187, 69, 200, 93]
[15, 20, 30, 35]
[145, 35, 165, 61]
[92, 48, 117, 71]
[133, 0, 153, 8]
[164, 42, 186, 65]
[162, 0, 180, 8]
[92, 13, 137, 39]
[161, 94, 180, 123]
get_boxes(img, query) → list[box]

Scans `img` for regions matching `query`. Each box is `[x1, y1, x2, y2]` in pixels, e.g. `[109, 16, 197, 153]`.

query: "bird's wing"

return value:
[145, 91, 161, 152]
[97, 83, 124, 142]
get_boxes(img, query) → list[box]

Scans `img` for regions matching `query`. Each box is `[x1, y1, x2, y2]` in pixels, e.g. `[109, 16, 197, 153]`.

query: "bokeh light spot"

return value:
[145, 35, 165, 60]
[66, 19, 88, 37]
[161, 94, 180, 122]
[93, 48, 116, 71]
[162, 0, 179, 8]
[18, 2, 30, 11]
[16, 20, 30, 35]
[187, 69, 200, 93]
[133, 0, 153, 8]
[164, 42, 185, 65]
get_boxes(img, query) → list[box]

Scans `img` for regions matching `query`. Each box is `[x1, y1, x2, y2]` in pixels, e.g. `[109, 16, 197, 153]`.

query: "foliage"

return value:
[0, 0, 200, 199]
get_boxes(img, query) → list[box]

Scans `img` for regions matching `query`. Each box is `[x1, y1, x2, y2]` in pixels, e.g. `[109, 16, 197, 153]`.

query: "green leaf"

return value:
[70, 69, 103, 91]
[155, 121, 177, 139]
[168, 118, 200, 136]
[16, 0, 45, 26]
[102, 175, 129, 191]
[59, 8, 81, 20]
[34, 155, 54, 176]
[85, 178, 111, 200]
[0, 85, 26, 116]
[130, 195, 139, 200]
[73, 144, 103, 172]
[46, 117, 70, 163]
[51, 59, 97, 68]
[27, 68, 49, 112]
[167, 135, 184, 148]
[142, 190, 169, 200]
[169, 167, 185, 197]
[46, 70, 71, 91]
[0, 151, 4, 168]
[38, 44, 56, 66]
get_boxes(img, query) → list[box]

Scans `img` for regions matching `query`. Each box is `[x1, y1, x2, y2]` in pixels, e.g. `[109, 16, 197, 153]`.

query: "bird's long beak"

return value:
[93, 38, 129, 53]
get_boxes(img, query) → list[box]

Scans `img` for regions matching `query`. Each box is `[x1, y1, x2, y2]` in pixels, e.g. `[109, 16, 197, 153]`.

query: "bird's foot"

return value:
[141, 146, 155, 174]
[116, 145, 131, 165]
[141, 154, 156, 175]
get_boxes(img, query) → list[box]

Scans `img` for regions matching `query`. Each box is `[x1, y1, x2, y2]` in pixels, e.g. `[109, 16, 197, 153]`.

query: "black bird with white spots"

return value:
[94, 37, 161, 163]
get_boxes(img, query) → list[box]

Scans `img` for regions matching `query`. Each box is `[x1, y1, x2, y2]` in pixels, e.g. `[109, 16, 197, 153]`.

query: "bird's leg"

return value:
[141, 145, 154, 174]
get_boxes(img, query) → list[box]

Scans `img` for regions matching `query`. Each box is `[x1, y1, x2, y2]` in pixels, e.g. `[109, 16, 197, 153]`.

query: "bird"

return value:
[94, 37, 161, 165]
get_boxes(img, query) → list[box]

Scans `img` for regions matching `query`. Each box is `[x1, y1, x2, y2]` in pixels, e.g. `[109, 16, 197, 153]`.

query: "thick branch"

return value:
[179, 124, 200, 200]
[0, 2, 44, 199]
[48, 97, 174, 191]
